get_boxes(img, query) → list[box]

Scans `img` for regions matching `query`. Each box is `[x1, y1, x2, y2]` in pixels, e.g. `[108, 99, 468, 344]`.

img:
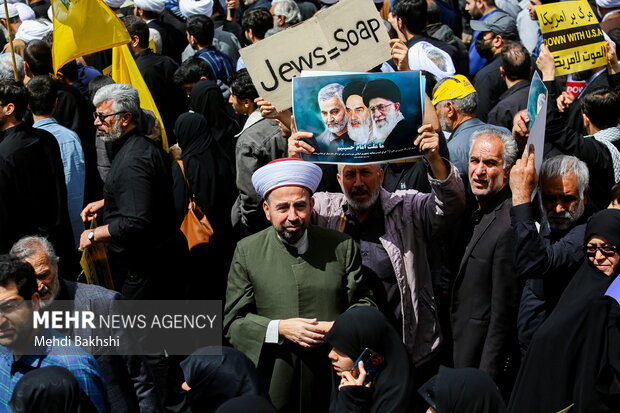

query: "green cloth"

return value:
[224, 225, 374, 412]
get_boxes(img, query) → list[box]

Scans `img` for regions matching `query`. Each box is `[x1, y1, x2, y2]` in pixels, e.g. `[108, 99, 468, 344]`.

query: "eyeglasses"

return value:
[583, 245, 619, 257]
[0, 299, 25, 315]
[93, 111, 125, 122]
[368, 103, 393, 114]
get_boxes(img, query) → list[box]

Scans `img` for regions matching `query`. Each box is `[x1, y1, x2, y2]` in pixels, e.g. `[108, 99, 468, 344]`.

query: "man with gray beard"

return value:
[80, 83, 187, 301]
[362, 78, 408, 149]
[343, 81, 373, 145]
[290, 124, 466, 374]
[314, 83, 353, 151]
[509, 151, 594, 355]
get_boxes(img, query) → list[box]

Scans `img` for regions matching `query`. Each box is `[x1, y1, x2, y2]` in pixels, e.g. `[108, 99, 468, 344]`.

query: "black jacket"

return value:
[451, 187, 522, 397]
[473, 55, 506, 123]
[487, 80, 530, 130]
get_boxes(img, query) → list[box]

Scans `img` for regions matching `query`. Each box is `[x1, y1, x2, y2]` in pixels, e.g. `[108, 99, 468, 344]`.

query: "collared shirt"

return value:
[0, 328, 108, 412]
[235, 109, 264, 138]
[195, 46, 236, 86]
[343, 202, 401, 329]
[33, 117, 85, 246]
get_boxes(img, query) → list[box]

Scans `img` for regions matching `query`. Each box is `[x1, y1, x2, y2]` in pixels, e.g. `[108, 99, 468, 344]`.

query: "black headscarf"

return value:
[9, 366, 98, 413]
[190, 79, 240, 160]
[508, 209, 620, 412]
[173, 112, 236, 233]
[323, 306, 414, 413]
[418, 366, 506, 413]
[214, 395, 277, 413]
[180, 346, 269, 413]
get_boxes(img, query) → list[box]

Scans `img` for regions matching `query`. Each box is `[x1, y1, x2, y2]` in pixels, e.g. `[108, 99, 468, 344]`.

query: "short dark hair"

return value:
[500, 41, 531, 81]
[26, 75, 57, 116]
[581, 86, 620, 130]
[88, 75, 115, 101]
[58, 59, 78, 82]
[173, 57, 212, 85]
[0, 80, 28, 120]
[392, 0, 427, 34]
[24, 40, 53, 76]
[186, 15, 215, 47]
[122, 15, 150, 49]
[228, 68, 258, 101]
[140, 9, 160, 20]
[241, 8, 273, 40]
[0, 255, 37, 300]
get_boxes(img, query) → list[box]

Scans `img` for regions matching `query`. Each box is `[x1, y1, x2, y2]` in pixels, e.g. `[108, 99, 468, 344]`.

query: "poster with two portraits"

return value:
[292, 71, 426, 164]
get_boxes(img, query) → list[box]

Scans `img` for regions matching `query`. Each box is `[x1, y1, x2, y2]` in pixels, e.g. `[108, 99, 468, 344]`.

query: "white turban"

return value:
[105, 0, 127, 8]
[596, 0, 620, 8]
[14, 3, 35, 21]
[252, 159, 323, 198]
[134, 0, 165, 13]
[0, 4, 19, 19]
[15, 18, 52, 43]
[179, 0, 213, 17]
[408, 41, 456, 81]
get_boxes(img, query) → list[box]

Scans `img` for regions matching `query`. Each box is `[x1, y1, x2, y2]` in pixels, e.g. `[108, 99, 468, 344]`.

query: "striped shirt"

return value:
[195, 46, 236, 86]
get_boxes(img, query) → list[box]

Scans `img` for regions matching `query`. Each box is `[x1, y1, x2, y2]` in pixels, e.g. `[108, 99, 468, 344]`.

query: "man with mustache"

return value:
[224, 159, 373, 413]
[315, 83, 354, 151]
[289, 123, 466, 384]
[451, 128, 521, 398]
[342, 81, 373, 145]
[362, 78, 409, 150]
[509, 153, 593, 355]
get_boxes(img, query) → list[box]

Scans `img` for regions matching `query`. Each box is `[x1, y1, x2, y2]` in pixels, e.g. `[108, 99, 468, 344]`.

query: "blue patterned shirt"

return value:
[195, 46, 236, 86]
[0, 328, 108, 413]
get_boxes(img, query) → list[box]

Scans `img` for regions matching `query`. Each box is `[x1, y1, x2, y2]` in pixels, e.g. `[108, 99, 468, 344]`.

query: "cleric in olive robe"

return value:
[224, 159, 374, 413]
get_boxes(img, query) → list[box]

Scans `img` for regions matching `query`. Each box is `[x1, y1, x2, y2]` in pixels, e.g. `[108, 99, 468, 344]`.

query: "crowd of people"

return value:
[0, 0, 618, 411]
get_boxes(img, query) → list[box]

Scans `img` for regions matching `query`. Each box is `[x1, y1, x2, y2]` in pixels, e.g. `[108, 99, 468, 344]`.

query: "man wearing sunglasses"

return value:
[510, 152, 594, 356]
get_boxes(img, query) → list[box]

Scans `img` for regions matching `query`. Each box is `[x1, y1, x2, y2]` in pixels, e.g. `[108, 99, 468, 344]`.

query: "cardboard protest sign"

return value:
[525, 72, 547, 200]
[240, 0, 391, 111]
[293, 71, 425, 164]
[536, 0, 607, 76]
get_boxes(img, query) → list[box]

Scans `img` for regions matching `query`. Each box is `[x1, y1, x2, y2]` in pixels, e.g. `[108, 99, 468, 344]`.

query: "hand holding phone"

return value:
[349, 348, 384, 386]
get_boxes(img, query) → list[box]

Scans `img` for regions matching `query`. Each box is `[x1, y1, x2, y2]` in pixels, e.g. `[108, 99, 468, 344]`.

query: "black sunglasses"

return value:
[583, 245, 619, 257]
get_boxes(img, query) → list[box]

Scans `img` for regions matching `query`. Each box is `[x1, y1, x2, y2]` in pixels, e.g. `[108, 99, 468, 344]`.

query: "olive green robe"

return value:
[224, 225, 373, 412]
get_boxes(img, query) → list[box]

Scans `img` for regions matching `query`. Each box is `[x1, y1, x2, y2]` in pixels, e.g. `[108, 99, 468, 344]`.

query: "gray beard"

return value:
[345, 186, 381, 212]
[327, 116, 348, 134]
[98, 121, 123, 142]
[439, 111, 453, 133]
[372, 111, 403, 142]
[546, 200, 586, 231]
[348, 117, 373, 144]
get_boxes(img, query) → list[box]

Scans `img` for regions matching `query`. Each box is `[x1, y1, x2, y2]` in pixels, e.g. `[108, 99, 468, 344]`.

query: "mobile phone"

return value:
[349, 347, 384, 385]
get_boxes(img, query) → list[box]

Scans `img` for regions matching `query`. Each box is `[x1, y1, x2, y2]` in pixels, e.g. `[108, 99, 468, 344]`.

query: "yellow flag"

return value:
[111, 45, 168, 149]
[51, 0, 130, 74]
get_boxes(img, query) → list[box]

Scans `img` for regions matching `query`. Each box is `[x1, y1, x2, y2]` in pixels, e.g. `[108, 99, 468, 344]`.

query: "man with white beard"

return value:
[314, 83, 354, 151]
[362, 79, 408, 150]
[509, 152, 593, 355]
[342, 81, 373, 145]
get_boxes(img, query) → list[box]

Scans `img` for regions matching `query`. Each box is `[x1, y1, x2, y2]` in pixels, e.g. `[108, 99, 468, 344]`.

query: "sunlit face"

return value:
[468, 135, 509, 202]
[263, 186, 314, 244]
[541, 173, 585, 231]
[319, 96, 348, 134]
[228, 92, 247, 115]
[22, 248, 60, 308]
[528, 0, 542, 20]
[94, 99, 125, 142]
[0, 282, 39, 350]
[465, 0, 483, 19]
[328, 347, 354, 376]
[337, 164, 383, 211]
[585, 235, 620, 277]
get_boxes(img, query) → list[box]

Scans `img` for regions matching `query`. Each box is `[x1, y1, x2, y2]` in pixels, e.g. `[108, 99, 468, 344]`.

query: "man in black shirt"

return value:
[80, 83, 188, 300]
[0, 80, 75, 274]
